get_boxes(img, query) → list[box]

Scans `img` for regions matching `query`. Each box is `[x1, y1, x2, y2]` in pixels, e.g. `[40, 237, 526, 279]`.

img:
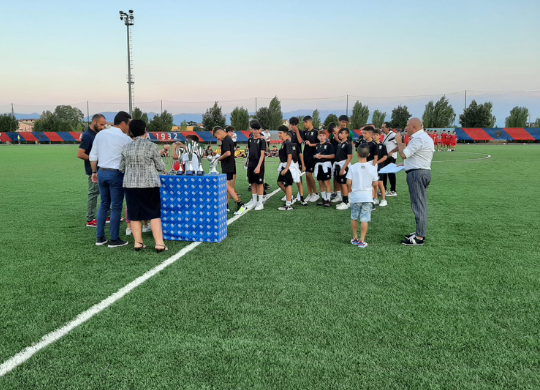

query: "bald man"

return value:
[395, 118, 434, 246]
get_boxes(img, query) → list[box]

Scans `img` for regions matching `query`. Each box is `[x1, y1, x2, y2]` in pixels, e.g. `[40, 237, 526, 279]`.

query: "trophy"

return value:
[169, 143, 184, 175]
[208, 154, 221, 175]
[195, 146, 205, 176]
[185, 140, 196, 175]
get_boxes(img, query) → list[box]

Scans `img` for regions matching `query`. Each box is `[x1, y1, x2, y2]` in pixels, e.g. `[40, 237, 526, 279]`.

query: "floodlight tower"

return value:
[119, 10, 135, 116]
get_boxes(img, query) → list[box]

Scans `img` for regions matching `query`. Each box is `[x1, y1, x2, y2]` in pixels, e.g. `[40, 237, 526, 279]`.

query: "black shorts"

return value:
[304, 154, 316, 173]
[277, 170, 294, 187]
[335, 165, 349, 184]
[247, 166, 265, 185]
[316, 165, 332, 181]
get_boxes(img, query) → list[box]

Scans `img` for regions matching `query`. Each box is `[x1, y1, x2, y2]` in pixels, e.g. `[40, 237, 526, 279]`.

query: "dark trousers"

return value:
[97, 170, 125, 241]
[381, 157, 396, 192]
[406, 169, 431, 237]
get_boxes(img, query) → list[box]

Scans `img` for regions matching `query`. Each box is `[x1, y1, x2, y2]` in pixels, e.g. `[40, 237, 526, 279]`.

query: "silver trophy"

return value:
[185, 140, 196, 175]
[195, 146, 205, 176]
[208, 154, 221, 175]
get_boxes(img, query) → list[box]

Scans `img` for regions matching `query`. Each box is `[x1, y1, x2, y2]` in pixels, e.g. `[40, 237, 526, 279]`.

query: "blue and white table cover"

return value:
[160, 175, 227, 243]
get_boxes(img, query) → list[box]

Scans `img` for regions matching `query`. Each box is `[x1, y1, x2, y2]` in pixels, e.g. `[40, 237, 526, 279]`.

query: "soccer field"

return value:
[0, 144, 539, 389]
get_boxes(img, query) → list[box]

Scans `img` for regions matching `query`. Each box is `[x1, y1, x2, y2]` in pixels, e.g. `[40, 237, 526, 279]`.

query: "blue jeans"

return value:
[97, 170, 124, 241]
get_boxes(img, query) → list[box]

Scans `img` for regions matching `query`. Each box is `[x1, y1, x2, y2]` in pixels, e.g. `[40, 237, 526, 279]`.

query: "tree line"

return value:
[1, 98, 539, 133]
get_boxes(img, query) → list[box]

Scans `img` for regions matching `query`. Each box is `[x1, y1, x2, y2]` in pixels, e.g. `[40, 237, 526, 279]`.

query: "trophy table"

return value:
[159, 174, 228, 243]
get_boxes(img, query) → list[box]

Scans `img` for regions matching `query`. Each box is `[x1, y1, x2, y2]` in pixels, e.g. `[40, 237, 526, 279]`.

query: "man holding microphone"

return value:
[395, 118, 434, 246]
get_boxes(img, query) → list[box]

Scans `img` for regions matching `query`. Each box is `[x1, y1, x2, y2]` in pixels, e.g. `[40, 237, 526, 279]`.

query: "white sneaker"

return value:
[331, 195, 342, 203]
[245, 200, 256, 209]
[304, 194, 312, 202]
[373, 198, 380, 205]
[336, 202, 350, 210]
[309, 194, 320, 202]
[296, 193, 301, 201]
[380, 199, 388, 207]
[281, 195, 287, 201]
[142, 224, 152, 233]
[386, 191, 397, 197]
[126, 227, 132, 236]
[254, 202, 264, 211]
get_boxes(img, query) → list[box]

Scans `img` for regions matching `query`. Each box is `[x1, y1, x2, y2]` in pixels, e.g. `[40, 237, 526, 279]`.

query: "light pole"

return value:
[119, 10, 135, 116]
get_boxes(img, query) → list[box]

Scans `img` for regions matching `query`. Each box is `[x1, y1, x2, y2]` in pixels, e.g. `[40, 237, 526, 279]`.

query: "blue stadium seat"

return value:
[197, 132, 218, 142]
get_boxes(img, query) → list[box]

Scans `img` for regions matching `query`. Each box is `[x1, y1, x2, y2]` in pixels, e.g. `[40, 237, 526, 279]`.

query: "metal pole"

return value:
[161, 100, 163, 116]
[464, 90, 467, 110]
[346, 95, 349, 116]
[127, 23, 133, 116]
[87, 101, 90, 127]
[255, 97, 257, 113]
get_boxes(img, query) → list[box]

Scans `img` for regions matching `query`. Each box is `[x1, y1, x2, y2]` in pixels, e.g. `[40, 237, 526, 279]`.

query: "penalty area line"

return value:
[0, 188, 280, 378]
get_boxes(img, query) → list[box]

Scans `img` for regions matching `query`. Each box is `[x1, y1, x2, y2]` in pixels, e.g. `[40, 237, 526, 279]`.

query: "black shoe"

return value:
[323, 200, 331, 208]
[264, 183, 272, 190]
[330, 193, 337, 199]
[317, 201, 324, 206]
[402, 236, 425, 246]
[404, 232, 416, 240]
[95, 237, 108, 246]
[108, 239, 129, 248]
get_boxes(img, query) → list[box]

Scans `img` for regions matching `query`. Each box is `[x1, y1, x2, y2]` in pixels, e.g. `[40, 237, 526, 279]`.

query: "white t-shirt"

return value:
[383, 131, 398, 159]
[231, 133, 237, 143]
[263, 131, 271, 142]
[346, 162, 379, 203]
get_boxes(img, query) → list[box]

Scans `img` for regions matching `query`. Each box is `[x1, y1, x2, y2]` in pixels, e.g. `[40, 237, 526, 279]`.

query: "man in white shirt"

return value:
[263, 129, 271, 150]
[89, 111, 133, 248]
[395, 117, 435, 246]
[381, 122, 398, 196]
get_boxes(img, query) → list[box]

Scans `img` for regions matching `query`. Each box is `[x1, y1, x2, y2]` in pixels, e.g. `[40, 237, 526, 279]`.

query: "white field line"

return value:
[0, 188, 281, 378]
[432, 151, 492, 163]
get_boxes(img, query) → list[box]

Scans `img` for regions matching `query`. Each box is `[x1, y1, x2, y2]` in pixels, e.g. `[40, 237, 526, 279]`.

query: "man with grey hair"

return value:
[78, 114, 107, 227]
[395, 118, 434, 246]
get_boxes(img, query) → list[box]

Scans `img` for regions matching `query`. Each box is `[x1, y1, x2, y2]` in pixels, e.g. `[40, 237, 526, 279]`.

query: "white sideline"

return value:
[0, 188, 280, 377]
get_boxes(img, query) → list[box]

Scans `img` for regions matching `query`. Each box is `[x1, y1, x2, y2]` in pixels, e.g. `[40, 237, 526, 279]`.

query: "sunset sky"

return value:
[1, 0, 539, 123]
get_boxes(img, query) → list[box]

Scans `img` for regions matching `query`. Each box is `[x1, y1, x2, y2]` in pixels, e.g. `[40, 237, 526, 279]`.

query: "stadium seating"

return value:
[2, 129, 539, 143]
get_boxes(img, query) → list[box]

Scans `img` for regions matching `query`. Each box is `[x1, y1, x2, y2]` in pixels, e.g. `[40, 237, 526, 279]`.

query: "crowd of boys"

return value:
[210, 116, 416, 247]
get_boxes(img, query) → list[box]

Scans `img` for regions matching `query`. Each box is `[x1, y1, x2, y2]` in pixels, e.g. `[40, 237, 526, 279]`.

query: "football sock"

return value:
[321, 191, 326, 200]
[300, 196, 304, 202]
[286, 201, 291, 207]
[336, 191, 341, 197]
[258, 195, 264, 203]
[252, 194, 257, 202]
[343, 196, 349, 204]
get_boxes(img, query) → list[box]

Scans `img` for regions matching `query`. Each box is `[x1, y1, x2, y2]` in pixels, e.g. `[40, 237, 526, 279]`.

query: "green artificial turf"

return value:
[0, 144, 539, 389]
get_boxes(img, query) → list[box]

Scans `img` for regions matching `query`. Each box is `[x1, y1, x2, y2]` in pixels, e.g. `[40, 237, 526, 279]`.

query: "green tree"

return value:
[323, 113, 339, 128]
[34, 110, 64, 132]
[532, 118, 540, 127]
[53, 105, 83, 129]
[254, 107, 272, 130]
[230, 106, 250, 130]
[312, 109, 321, 129]
[180, 120, 188, 131]
[372, 110, 387, 129]
[268, 96, 283, 130]
[0, 114, 19, 132]
[132, 107, 149, 124]
[391, 105, 412, 129]
[459, 100, 496, 128]
[297, 115, 305, 130]
[422, 96, 456, 128]
[505, 106, 529, 127]
[202, 102, 226, 132]
[148, 110, 174, 132]
[350, 101, 370, 129]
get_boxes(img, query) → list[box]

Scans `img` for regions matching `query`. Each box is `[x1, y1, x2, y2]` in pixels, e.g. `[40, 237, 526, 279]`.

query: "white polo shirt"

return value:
[403, 129, 435, 171]
[89, 127, 132, 169]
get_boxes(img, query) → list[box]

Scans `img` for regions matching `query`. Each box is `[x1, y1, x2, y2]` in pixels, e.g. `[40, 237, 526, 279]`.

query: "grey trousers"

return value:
[406, 169, 431, 238]
[87, 175, 100, 221]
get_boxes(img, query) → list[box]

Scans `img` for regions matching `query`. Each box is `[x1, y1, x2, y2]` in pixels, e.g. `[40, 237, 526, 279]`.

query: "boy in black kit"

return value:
[373, 129, 388, 207]
[213, 127, 246, 215]
[314, 130, 335, 207]
[303, 115, 320, 203]
[327, 123, 341, 202]
[334, 128, 354, 210]
[245, 120, 267, 211]
[288, 117, 307, 205]
[277, 125, 298, 211]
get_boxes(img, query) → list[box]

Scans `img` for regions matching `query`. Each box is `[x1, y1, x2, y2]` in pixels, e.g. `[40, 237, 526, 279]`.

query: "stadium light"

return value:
[119, 10, 135, 116]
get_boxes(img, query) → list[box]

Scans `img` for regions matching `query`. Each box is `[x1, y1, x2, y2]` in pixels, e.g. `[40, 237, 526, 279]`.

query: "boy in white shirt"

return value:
[346, 144, 379, 248]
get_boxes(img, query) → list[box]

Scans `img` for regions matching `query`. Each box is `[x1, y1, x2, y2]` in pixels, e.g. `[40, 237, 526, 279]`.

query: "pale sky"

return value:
[1, 0, 539, 123]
